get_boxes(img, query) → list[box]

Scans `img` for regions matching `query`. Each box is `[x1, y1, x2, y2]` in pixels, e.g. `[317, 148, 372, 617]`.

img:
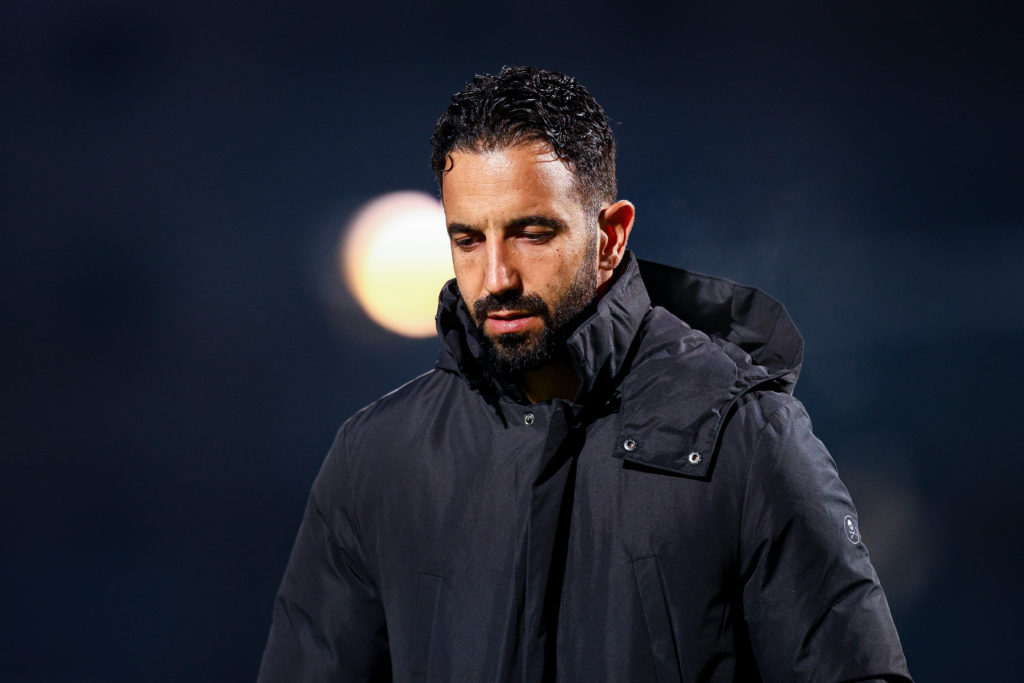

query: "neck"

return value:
[518, 355, 580, 404]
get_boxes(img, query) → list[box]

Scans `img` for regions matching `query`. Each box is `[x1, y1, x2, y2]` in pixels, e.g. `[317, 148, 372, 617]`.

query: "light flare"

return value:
[340, 191, 453, 338]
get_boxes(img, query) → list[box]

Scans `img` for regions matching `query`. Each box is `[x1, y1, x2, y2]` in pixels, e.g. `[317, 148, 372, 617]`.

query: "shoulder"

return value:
[728, 390, 806, 441]
[720, 390, 821, 465]
[737, 391, 825, 470]
[722, 390, 845, 524]
[684, 388, 808, 485]
[312, 368, 464, 498]
[342, 368, 455, 439]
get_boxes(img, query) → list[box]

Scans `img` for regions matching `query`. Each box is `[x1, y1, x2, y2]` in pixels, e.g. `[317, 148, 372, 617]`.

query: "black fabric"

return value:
[259, 252, 912, 682]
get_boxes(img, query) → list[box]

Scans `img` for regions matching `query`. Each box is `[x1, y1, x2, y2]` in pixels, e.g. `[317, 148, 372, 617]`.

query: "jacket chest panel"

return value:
[371, 404, 741, 588]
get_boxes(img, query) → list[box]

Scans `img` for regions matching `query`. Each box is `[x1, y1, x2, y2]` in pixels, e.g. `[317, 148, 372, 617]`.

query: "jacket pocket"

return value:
[411, 573, 442, 677]
[633, 555, 682, 683]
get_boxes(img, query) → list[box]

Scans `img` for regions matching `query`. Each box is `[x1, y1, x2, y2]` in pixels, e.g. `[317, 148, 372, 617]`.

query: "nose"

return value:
[483, 239, 521, 296]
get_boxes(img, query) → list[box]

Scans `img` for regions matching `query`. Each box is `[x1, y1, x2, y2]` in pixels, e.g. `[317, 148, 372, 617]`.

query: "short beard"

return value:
[473, 239, 598, 375]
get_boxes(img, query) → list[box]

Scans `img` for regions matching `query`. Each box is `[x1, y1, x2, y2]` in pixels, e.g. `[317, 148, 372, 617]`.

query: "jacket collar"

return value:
[564, 252, 652, 401]
[434, 251, 651, 407]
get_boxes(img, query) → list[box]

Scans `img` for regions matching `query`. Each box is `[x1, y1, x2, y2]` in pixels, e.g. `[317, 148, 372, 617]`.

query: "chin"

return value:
[490, 330, 534, 354]
[489, 330, 556, 372]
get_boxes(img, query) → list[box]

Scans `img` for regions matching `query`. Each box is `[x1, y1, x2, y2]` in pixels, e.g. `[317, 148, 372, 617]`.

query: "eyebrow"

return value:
[507, 215, 567, 232]
[446, 214, 568, 236]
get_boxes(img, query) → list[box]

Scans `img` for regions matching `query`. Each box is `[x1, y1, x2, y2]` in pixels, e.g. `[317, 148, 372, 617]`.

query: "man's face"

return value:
[442, 142, 600, 373]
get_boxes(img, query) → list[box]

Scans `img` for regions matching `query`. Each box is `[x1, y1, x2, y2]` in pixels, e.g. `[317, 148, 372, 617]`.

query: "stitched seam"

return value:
[738, 398, 796, 567]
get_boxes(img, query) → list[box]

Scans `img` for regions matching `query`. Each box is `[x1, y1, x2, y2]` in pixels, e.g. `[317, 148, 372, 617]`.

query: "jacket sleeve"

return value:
[258, 430, 391, 682]
[739, 397, 912, 683]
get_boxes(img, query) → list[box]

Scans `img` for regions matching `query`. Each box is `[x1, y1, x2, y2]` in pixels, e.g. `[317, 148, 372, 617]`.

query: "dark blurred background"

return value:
[2, 1, 1021, 680]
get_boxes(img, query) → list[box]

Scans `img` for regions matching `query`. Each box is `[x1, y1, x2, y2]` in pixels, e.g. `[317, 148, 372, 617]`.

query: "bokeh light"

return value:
[340, 191, 453, 338]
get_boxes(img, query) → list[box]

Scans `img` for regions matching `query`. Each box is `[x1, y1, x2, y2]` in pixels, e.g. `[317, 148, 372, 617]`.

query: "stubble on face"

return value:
[472, 236, 598, 374]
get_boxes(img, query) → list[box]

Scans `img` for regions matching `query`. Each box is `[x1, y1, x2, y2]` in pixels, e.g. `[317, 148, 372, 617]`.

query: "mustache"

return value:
[473, 291, 550, 321]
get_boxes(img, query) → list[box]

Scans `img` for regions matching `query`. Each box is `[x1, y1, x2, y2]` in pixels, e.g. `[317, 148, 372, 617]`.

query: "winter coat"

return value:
[259, 252, 912, 682]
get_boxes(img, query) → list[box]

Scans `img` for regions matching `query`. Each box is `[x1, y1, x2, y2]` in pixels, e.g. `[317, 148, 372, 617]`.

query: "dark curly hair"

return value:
[430, 66, 617, 214]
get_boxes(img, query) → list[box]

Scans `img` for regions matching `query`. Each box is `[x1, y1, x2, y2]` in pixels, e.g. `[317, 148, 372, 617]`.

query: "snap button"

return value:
[687, 451, 702, 465]
[623, 438, 638, 452]
[524, 413, 535, 425]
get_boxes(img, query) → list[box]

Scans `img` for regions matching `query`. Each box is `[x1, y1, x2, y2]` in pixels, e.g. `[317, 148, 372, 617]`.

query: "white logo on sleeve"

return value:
[843, 515, 861, 544]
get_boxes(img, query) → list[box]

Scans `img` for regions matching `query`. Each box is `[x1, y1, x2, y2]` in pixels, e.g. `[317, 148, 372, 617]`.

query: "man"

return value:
[259, 67, 912, 682]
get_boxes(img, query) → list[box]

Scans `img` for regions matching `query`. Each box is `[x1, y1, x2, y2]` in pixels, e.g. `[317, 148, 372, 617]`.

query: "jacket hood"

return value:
[636, 258, 804, 392]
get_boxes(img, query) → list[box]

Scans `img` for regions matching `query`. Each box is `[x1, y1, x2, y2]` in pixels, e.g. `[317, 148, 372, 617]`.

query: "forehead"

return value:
[441, 143, 583, 219]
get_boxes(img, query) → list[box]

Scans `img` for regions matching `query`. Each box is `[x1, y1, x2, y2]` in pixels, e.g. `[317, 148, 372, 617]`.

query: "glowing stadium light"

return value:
[340, 191, 453, 338]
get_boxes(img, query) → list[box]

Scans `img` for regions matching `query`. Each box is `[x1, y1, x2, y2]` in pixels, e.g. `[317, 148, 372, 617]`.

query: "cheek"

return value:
[451, 250, 480, 283]
[451, 258, 486, 318]
[531, 250, 580, 300]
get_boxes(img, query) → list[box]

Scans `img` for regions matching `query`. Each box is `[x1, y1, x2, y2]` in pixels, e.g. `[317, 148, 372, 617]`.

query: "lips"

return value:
[485, 311, 539, 334]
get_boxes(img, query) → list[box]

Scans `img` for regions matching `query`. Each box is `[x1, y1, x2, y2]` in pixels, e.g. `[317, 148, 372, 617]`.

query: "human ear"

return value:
[597, 200, 635, 273]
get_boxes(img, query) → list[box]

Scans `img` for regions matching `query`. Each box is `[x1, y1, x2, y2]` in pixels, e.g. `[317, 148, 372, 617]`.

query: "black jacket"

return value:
[259, 253, 912, 682]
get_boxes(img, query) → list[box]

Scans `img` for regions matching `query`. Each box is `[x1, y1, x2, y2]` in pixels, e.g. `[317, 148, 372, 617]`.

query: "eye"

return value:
[451, 234, 480, 249]
[519, 231, 553, 243]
